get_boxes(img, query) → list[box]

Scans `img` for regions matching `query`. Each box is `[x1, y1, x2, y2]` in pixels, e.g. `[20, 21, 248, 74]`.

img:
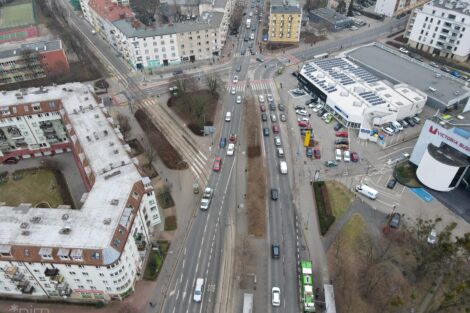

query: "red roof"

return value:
[88, 0, 133, 22]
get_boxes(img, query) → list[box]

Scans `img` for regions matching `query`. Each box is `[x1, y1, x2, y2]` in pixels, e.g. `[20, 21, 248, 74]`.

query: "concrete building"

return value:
[297, 57, 427, 132]
[347, 43, 470, 111]
[411, 114, 470, 191]
[0, 83, 161, 302]
[375, 0, 430, 17]
[309, 8, 353, 32]
[0, 39, 69, 86]
[268, 0, 303, 43]
[405, 0, 470, 61]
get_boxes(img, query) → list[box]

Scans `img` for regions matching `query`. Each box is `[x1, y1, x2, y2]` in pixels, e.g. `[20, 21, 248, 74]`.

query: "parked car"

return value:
[336, 131, 348, 137]
[267, 94, 274, 102]
[294, 105, 306, 110]
[333, 123, 343, 131]
[272, 125, 279, 134]
[258, 95, 265, 102]
[270, 103, 276, 111]
[280, 114, 287, 122]
[412, 116, 421, 124]
[213, 157, 222, 172]
[325, 160, 337, 167]
[335, 139, 349, 145]
[295, 109, 308, 116]
[260, 104, 266, 112]
[404, 117, 415, 127]
[427, 229, 437, 245]
[387, 179, 397, 189]
[271, 114, 277, 122]
[298, 121, 309, 128]
[351, 152, 359, 162]
[300, 128, 312, 136]
[389, 213, 401, 228]
[3, 157, 19, 164]
[381, 127, 394, 135]
[313, 148, 321, 159]
[278, 103, 285, 111]
[343, 150, 351, 162]
[306, 147, 313, 158]
[271, 188, 279, 201]
[261, 113, 268, 121]
[317, 109, 326, 117]
[219, 137, 227, 148]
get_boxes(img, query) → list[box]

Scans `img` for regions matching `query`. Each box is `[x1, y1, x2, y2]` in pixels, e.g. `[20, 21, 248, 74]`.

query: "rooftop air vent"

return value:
[111, 199, 119, 206]
[62, 214, 69, 221]
[59, 226, 72, 235]
[103, 218, 112, 225]
[20, 222, 29, 229]
[30, 216, 41, 223]
[21, 230, 31, 236]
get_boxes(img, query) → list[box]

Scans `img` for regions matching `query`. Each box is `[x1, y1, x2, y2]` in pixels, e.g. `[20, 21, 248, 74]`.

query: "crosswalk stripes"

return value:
[233, 52, 260, 57]
[225, 80, 277, 93]
[225, 84, 246, 92]
[250, 81, 277, 91]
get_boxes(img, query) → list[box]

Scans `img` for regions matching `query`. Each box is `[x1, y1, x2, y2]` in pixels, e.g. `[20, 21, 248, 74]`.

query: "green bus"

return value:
[300, 260, 315, 312]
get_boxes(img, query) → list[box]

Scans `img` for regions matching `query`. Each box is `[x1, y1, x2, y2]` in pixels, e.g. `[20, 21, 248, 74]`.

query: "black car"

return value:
[387, 179, 397, 189]
[244, 36, 249, 42]
[250, 48, 255, 55]
[271, 244, 280, 259]
[278, 103, 285, 111]
[335, 139, 348, 144]
[172, 70, 183, 76]
[270, 103, 276, 111]
[317, 109, 326, 117]
[240, 48, 246, 55]
[294, 105, 306, 110]
[261, 112, 268, 121]
[404, 117, 415, 127]
[291, 71, 299, 77]
[263, 127, 270, 136]
[389, 213, 401, 228]
[333, 123, 343, 131]
[270, 188, 279, 200]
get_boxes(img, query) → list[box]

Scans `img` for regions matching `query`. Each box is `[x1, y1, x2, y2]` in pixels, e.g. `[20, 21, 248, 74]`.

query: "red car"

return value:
[313, 149, 321, 159]
[336, 131, 348, 138]
[298, 121, 309, 128]
[272, 125, 279, 134]
[260, 105, 266, 112]
[351, 152, 359, 162]
[213, 156, 222, 172]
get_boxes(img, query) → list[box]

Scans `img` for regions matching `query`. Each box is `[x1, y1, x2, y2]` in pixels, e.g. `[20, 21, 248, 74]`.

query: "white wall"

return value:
[416, 146, 461, 191]
[375, 0, 397, 17]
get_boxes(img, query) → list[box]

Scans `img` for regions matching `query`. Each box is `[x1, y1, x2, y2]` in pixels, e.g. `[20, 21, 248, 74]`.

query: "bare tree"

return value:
[175, 74, 197, 95]
[145, 145, 157, 168]
[206, 73, 220, 96]
[229, 3, 244, 32]
[116, 113, 131, 139]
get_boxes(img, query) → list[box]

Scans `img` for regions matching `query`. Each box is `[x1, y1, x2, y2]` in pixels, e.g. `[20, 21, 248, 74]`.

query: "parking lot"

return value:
[277, 70, 470, 236]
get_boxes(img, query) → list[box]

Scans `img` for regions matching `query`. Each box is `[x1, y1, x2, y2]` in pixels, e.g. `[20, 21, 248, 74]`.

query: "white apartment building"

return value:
[375, 0, 430, 17]
[405, 0, 470, 61]
[0, 83, 161, 302]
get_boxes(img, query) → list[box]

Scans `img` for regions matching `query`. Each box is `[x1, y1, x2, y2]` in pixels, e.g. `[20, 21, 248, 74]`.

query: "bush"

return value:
[313, 181, 336, 235]
[164, 216, 177, 231]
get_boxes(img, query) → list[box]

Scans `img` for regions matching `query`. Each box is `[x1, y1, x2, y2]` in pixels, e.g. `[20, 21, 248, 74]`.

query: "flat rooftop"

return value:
[347, 44, 470, 106]
[310, 8, 350, 23]
[0, 39, 62, 60]
[0, 84, 146, 262]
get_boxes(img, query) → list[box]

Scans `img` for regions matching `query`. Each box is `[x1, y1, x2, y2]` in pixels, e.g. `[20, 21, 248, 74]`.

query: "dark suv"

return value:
[271, 244, 280, 259]
[389, 213, 401, 228]
[271, 188, 279, 200]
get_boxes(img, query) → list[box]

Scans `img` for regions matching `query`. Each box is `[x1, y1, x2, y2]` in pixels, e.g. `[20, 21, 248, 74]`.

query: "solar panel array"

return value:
[358, 91, 386, 106]
[349, 67, 379, 83]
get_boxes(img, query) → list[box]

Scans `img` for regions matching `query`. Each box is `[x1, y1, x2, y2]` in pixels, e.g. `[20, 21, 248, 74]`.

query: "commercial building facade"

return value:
[309, 8, 352, 32]
[405, 0, 470, 62]
[0, 39, 69, 86]
[375, 0, 430, 17]
[268, 0, 302, 43]
[0, 83, 161, 302]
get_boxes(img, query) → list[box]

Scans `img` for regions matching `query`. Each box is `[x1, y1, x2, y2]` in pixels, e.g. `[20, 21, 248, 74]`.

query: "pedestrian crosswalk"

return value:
[232, 51, 261, 57]
[226, 79, 277, 92]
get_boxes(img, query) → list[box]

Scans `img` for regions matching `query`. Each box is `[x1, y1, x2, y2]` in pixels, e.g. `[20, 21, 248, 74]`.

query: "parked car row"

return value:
[381, 116, 421, 135]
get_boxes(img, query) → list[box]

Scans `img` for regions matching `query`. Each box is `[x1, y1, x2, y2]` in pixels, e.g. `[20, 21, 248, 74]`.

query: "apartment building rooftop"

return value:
[0, 39, 63, 59]
[88, 0, 133, 22]
[270, 0, 301, 13]
[431, 0, 470, 15]
[112, 11, 224, 37]
[0, 83, 149, 264]
[347, 43, 470, 107]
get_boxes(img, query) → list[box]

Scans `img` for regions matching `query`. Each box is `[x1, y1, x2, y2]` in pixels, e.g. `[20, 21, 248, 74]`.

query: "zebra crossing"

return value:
[232, 51, 261, 57]
[225, 79, 277, 93]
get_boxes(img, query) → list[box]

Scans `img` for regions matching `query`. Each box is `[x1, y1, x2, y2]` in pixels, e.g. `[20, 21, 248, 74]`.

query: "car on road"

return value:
[236, 64, 242, 72]
[271, 114, 277, 122]
[277, 147, 284, 157]
[258, 94, 265, 103]
[232, 76, 238, 83]
[271, 243, 280, 258]
[263, 127, 270, 136]
[240, 48, 246, 55]
[306, 147, 313, 158]
[230, 86, 236, 95]
[274, 136, 281, 146]
[272, 125, 279, 134]
[244, 35, 249, 42]
[314, 148, 321, 159]
[325, 160, 337, 167]
[389, 213, 401, 228]
[295, 109, 308, 116]
[267, 94, 274, 102]
[270, 188, 279, 200]
[269, 103, 276, 111]
[261, 113, 268, 121]
[250, 33, 255, 40]
[272, 287, 281, 306]
[387, 179, 397, 189]
[227, 143, 235, 156]
[229, 133, 237, 143]
[219, 137, 226, 148]
[427, 229, 437, 245]
[278, 103, 285, 111]
[260, 104, 266, 112]
[280, 113, 286, 122]
[225, 112, 232, 122]
[213, 157, 222, 172]
[236, 95, 242, 104]
[351, 152, 359, 162]
[193, 278, 204, 302]
[173, 69, 183, 76]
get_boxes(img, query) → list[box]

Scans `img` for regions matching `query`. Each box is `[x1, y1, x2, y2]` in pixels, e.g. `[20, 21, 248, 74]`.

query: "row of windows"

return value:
[430, 9, 466, 23]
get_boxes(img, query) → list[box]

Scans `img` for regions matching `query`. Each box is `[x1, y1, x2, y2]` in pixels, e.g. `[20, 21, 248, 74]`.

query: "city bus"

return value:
[300, 260, 315, 312]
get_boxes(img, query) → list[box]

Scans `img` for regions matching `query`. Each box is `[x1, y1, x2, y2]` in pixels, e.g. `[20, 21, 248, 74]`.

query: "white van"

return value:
[193, 278, 204, 302]
[355, 185, 378, 200]
[392, 121, 403, 131]
[335, 149, 342, 162]
[225, 112, 231, 122]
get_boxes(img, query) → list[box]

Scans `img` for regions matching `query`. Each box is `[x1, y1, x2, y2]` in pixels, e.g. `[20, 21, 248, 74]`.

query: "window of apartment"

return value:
[78, 285, 84, 289]
[69, 271, 76, 275]
[154, 48, 158, 53]
[448, 14, 456, 20]
[462, 18, 465, 23]
[430, 18, 433, 23]
[82, 272, 89, 276]
[420, 30, 424, 34]
[74, 278, 80, 282]
[425, 17, 428, 22]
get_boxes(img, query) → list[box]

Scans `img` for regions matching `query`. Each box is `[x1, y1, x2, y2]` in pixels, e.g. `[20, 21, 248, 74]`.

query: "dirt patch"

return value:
[134, 109, 188, 170]
[167, 90, 219, 136]
[300, 31, 327, 45]
[164, 216, 177, 231]
[245, 97, 266, 237]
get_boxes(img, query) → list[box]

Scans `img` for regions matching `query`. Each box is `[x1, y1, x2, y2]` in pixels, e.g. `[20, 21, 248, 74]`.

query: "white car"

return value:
[274, 136, 281, 146]
[381, 127, 394, 135]
[427, 229, 437, 244]
[233, 76, 239, 83]
[321, 113, 331, 120]
[297, 117, 309, 122]
[236, 95, 242, 104]
[267, 94, 273, 102]
[272, 287, 281, 307]
[399, 47, 409, 54]
[258, 95, 265, 103]
[295, 109, 307, 116]
[230, 87, 236, 95]
[343, 150, 351, 162]
[250, 33, 255, 40]
[227, 143, 235, 156]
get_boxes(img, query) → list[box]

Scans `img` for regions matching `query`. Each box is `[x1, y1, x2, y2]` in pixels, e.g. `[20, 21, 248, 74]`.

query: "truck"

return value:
[200, 187, 213, 210]
[246, 18, 251, 29]
[280, 161, 288, 174]
[355, 184, 378, 200]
